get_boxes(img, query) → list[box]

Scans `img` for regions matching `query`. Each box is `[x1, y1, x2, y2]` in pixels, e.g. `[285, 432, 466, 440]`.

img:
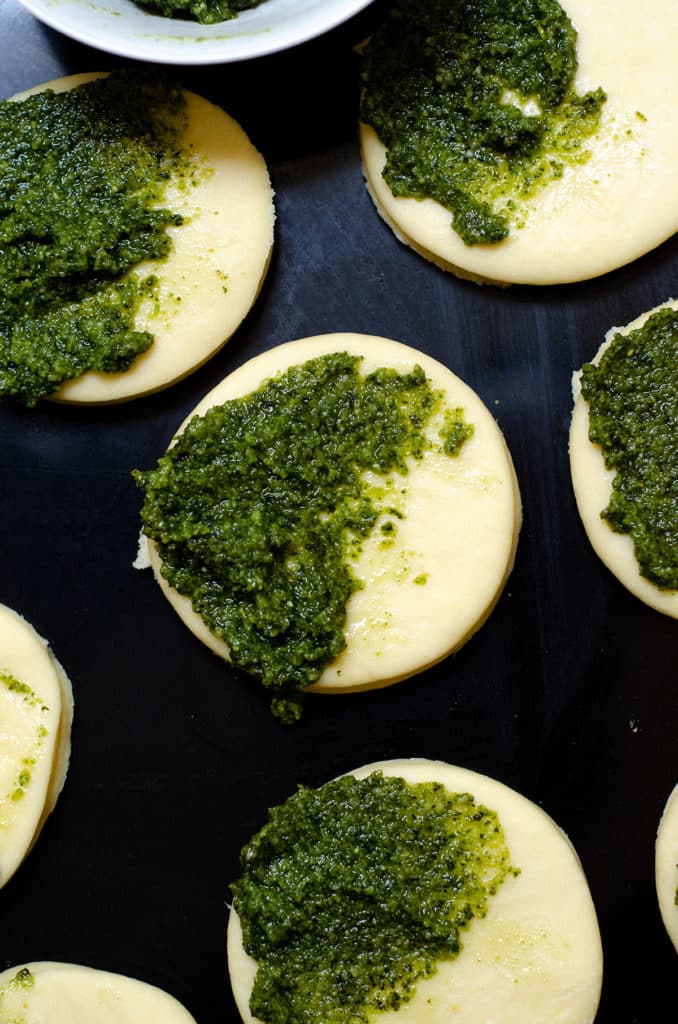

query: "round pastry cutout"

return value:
[2, 72, 274, 404]
[360, 0, 678, 286]
[569, 300, 678, 618]
[656, 784, 678, 953]
[136, 334, 521, 719]
[0, 962, 197, 1022]
[0, 604, 73, 890]
[228, 758, 603, 1024]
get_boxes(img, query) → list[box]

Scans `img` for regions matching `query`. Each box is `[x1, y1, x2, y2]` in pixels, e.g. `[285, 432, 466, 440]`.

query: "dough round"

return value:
[656, 784, 678, 954]
[0, 604, 73, 890]
[227, 758, 603, 1024]
[361, 0, 678, 286]
[0, 962, 197, 1022]
[569, 300, 678, 618]
[8, 73, 274, 404]
[144, 333, 521, 694]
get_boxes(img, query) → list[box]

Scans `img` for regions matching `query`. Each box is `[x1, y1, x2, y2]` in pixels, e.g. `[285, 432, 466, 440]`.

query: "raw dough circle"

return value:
[227, 758, 603, 1024]
[144, 334, 521, 694]
[569, 300, 678, 618]
[656, 783, 678, 953]
[8, 73, 275, 403]
[0, 604, 73, 890]
[361, 0, 678, 286]
[0, 962, 197, 1022]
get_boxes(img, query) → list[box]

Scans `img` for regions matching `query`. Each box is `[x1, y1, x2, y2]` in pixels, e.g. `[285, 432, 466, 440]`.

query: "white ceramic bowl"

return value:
[18, 0, 374, 63]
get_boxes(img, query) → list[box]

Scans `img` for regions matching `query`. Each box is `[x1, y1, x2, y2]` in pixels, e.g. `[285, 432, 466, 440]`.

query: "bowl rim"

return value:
[16, 0, 375, 64]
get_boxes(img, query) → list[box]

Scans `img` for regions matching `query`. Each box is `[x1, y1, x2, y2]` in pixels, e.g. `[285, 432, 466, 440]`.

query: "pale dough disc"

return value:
[8, 73, 274, 403]
[227, 758, 603, 1024]
[361, 0, 678, 286]
[0, 962, 197, 1022]
[0, 604, 73, 890]
[569, 299, 678, 618]
[656, 784, 678, 953]
[144, 333, 521, 694]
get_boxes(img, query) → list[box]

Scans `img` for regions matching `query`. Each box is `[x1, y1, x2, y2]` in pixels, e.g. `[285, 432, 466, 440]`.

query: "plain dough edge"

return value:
[360, 0, 678, 285]
[227, 758, 602, 1024]
[142, 333, 521, 694]
[8, 73, 275, 405]
[656, 783, 678, 953]
[0, 604, 73, 888]
[0, 962, 198, 1022]
[569, 299, 678, 618]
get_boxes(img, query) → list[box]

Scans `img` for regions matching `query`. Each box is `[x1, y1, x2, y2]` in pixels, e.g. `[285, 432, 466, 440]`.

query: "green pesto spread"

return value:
[360, 0, 606, 245]
[0, 71, 193, 406]
[231, 771, 515, 1024]
[137, 0, 262, 23]
[581, 307, 678, 591]
[135, 353, 473, 722]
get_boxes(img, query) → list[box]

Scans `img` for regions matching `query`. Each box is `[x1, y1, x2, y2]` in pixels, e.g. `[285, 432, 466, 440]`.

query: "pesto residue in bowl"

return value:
[231, 771, 516, 1024]
[581, 307, 678, 591]
[360, 0, 606, 245]
[0, 71, 194, 406]
[136, 0, 262, 23]
[135, 353, 473, 722]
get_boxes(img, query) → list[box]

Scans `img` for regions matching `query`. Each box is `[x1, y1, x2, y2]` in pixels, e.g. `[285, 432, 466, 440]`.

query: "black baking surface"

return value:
[0, 1, 676, 1019]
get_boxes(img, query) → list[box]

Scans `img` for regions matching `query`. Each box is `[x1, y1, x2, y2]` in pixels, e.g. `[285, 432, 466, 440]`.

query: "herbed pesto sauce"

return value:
[135, 354, 473, 722]
[360, 0, 606, 245]
[0, 72, 193, 406]
[231, 772, 515, 1024]
[581, 308, 678, 591]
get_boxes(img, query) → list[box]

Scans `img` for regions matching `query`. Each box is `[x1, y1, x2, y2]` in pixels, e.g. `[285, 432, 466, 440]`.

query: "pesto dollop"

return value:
[135, 353, 473, 721]
[231, 771, 515, 1024]
[360, 0, 606, 245]
[581, 307, 678, 590]
[0, 72, 191, 406]
[136, 0, 262, 23]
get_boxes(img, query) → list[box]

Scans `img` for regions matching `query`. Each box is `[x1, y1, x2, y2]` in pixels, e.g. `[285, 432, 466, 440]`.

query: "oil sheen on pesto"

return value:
[0, 72, 191, 406]
[581, 307, 678, 590]
[136, 0, 262, 23]
[360, 0, 606, 245]
[231, 771, 515, 1024]
[135, 354, 473, 721]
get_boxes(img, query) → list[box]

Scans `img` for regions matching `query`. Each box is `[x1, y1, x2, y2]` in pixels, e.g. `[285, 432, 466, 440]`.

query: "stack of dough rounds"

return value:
[9, 73, 274, 403]
[0, 962, 198, 1022]
[361, 0, 678, 286]
[656, 784, 678, 954]
[142, 334, 521, 696]
[0, 604, 73, 890]
[569, 300, 678, 618]
[227, 758, 603, 1024]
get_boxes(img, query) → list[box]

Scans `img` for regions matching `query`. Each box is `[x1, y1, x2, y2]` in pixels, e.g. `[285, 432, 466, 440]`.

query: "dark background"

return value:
[0, 0, 676, 1019]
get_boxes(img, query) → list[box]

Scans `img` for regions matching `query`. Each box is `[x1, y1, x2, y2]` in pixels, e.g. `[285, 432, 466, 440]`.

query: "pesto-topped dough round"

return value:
[6, 73, 274, 404]
[0, 962, 198, 1022]
[360, 0, 678, 286]
[656, 784, 678, 954]
[227, 758, 603, 1024]
[0, 604, 73, 890]
[569, 300, 678, 618]
[140, 334, 521, 711]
